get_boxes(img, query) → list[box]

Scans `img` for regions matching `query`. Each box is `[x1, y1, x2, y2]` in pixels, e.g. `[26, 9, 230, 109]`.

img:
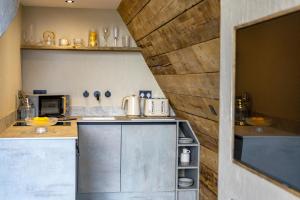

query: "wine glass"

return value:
[122, 35, 131, 47]
[22, 31, 28, 45]
[27, 24, 35, 45]
[113, 26, 119, 47]
[102, 26, 110, 47]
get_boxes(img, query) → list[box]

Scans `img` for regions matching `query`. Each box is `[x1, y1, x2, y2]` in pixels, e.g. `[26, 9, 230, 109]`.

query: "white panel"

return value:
[219, 0, 300, 200]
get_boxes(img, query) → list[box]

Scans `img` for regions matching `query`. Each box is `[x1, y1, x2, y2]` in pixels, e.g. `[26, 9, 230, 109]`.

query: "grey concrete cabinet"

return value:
[78, 192, 175, 200]
[177, 191, 197, 200]
[0, 139, 76, 200]
[121, 124, 177, 192]
[78, 124, 122, 193]
[78, 121, 199, 200]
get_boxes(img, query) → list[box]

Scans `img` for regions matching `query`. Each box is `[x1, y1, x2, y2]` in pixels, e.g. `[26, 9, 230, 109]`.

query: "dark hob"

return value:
[14, 121, 72, 126]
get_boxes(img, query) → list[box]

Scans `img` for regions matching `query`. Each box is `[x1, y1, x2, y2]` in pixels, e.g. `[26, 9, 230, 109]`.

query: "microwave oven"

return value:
[28, 95, 70, 117]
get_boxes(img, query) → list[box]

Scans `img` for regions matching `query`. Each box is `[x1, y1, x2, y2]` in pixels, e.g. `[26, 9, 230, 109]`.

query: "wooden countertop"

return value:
[0, 116, 182, 139]
[235, 125, 299, 137]
[0, 121, 78, 139]
[77, 116, 180, 122]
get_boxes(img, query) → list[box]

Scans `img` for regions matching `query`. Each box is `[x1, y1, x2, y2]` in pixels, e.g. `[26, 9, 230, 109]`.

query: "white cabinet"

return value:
[78, 124, 122, 193]
[121, 124, 177, 192]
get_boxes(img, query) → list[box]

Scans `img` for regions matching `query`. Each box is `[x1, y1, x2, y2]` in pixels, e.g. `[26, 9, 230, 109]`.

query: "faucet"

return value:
[94, 91, 101, 102]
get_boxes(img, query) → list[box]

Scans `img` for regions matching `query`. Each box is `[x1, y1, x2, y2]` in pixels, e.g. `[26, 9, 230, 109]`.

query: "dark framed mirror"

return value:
[233, 10, 300, 192]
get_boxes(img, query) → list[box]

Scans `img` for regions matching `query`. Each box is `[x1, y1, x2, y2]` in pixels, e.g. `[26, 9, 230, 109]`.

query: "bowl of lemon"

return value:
[246, 117, 272, 127]
[25, 117, 58, 134]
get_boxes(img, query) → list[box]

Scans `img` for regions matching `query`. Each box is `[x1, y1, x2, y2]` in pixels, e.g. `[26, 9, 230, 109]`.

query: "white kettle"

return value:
[122, 95, 140, 116]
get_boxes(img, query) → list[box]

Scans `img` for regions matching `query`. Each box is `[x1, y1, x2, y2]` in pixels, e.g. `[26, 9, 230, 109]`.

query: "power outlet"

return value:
[139, 90, 152, 99]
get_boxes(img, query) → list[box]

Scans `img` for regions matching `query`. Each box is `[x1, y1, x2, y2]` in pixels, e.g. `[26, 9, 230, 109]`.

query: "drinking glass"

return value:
[27, 24, 35, 45]
[22, 31, 28, 45]
[113, 26, 119, 47]
[103, 26, 110, 47]
[122, 35, 131, 47]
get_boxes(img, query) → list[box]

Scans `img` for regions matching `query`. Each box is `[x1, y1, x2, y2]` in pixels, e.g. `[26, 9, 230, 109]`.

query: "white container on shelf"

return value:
[180, 148, 191, 165]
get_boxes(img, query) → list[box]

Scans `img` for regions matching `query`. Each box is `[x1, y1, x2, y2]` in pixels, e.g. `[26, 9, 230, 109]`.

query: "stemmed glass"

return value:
[22, 31, 28, 45]
[102, 26, 110, 47]
[113, 26, 119, 47]
[23, 24, 35, 45]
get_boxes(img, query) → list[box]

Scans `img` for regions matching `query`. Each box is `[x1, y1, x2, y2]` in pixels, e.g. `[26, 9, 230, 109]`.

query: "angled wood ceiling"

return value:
[118, 0, 220, 199]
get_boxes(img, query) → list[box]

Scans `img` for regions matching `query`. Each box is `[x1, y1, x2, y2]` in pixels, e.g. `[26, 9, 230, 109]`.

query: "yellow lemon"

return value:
[33, 117, 49, 122]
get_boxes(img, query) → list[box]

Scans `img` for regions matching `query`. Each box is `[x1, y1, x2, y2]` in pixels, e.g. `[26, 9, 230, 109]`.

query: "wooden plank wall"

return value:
[118, 0, 220, 199]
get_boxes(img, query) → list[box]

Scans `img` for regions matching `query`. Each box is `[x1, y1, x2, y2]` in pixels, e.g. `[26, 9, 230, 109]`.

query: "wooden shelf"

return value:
[21, 45, 142, 52]
[178, 143, 198, 147]
[177, 187, 198, 191]
[177, 165, 198, 169]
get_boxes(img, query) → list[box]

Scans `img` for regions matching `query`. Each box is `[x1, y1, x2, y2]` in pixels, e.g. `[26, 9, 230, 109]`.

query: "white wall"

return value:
[219, 1, 300, 200]
[21, 7, 164, 110]
[0, 7, 22, 119]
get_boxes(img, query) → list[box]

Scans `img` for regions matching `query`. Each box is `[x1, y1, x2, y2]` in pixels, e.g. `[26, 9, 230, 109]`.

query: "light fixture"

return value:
[65, 0, 75, 3]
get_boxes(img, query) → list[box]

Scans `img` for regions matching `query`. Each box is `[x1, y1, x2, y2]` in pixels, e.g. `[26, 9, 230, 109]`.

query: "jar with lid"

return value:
[235, 92, 251, 125]
[18, 98, 36, 120]
[88, 29, 98, 47]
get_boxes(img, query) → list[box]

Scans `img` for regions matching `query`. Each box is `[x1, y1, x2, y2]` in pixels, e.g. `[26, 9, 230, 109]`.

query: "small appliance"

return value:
[122, 95, 140, 116]
[28, 94, 70, 117]
[144, 98, 169, 117]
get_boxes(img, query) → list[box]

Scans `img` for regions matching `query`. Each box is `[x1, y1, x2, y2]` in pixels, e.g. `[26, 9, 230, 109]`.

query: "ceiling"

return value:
[20, 0, 122, 9]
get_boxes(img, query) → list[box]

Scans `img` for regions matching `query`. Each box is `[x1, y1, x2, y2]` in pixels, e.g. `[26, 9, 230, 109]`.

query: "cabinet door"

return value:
[78, 124, 121, 193]
[121, 124, 176, 192]
[78, 191, 175, 200]
[0, 140, 76, 200]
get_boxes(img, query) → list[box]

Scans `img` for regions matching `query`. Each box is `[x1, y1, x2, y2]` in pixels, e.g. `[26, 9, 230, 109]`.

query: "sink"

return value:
[130, 118, 176, 121]
[81, 117, 116, 121]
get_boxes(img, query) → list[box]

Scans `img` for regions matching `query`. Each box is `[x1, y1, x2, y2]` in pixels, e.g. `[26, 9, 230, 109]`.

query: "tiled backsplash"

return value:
[0, 111, 16, 133]
[71, 106, 125, 117]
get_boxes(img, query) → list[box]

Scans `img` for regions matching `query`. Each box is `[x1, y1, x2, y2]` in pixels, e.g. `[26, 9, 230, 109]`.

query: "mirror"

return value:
[234, 10, 300, 192]
[0, 0, 19, 37]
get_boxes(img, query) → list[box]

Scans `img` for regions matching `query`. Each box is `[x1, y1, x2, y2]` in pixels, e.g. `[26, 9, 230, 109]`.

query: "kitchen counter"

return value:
[0, 116, 180, 140]
[235, 125, 299, 137]
[0, 121, 77, 199]
[234, 126, 300, 192]
[0, 120, 78, 139]
[77, 116, 179, 122]
[0, 117, 199, 200]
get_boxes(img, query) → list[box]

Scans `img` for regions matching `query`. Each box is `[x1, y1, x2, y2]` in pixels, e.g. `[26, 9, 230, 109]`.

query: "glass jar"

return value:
[88, 30, 98, 47]
[235, 98, 248, 125]
[19, 106, 35, 120]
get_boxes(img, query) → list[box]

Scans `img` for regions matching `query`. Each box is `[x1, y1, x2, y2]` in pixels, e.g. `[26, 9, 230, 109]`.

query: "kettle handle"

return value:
[122, 96, 129, 109]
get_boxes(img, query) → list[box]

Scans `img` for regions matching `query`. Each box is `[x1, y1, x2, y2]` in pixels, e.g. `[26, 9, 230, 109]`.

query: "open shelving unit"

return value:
[176, 121, 200, 200]
[21, 45, 142, 52]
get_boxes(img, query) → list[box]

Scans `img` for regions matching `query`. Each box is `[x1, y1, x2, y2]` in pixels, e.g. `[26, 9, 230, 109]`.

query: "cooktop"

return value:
[13, 121, 72, 126]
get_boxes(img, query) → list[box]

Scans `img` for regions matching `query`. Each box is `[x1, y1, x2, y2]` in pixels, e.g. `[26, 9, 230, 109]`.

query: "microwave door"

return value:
[62, 96, 67, 116]
[39, 97, 62, 117]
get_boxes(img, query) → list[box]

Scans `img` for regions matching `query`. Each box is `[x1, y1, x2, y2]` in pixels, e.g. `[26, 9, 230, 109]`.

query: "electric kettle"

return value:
[122, 95, 140, 116]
